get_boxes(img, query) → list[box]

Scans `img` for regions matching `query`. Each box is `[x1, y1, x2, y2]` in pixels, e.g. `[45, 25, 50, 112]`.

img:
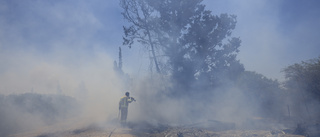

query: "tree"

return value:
[236, 71, 284, 117]
[113, 47, 132, 90]
[120, 0, 243, 94]
[283, 57, 320, 100]
[120, 0, 162, 74]
[282, 57, 320, 119]
[113, 47, 123, 75]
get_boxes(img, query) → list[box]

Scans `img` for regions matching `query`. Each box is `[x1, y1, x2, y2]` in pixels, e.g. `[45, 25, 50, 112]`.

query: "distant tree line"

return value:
[283, 57, 320, 101]
[282, 57, 320, 119]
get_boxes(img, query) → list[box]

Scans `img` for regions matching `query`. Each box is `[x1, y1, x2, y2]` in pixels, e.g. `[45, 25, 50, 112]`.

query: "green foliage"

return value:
[236, 71, 284, 117]
[281, 57, 320, 120]
[120, 0, 243, 93]
[283, 57, 320, 100]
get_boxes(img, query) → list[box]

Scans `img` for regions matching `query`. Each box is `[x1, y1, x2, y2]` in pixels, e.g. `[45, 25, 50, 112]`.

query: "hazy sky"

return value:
[204, 0, 320, 80]
[0, 0, 319, 92]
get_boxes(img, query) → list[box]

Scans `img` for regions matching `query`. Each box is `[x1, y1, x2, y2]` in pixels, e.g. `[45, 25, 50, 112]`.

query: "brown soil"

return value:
[11, 124, 306, 137]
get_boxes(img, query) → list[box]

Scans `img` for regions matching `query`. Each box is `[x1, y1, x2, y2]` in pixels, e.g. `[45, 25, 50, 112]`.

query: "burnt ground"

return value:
[10, 119, 320, 137]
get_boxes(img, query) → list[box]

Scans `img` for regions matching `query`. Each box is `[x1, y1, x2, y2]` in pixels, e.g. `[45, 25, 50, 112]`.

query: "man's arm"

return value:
[128, 97, 136, 103]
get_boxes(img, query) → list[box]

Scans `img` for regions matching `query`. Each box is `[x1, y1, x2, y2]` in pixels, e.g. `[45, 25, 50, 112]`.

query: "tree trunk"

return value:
[147, 29, 161, 74]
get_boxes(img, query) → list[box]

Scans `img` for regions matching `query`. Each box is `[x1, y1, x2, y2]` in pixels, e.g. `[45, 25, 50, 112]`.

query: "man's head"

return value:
[125, 92, 129, 97]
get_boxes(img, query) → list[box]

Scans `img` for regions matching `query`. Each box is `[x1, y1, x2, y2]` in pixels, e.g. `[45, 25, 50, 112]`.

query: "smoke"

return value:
[1, 0, 319, 136]
[0, 1, 126, 135]
[127, 75, 282, 129]
[0, 45, 127, 135]
[203, 0, 320, 81]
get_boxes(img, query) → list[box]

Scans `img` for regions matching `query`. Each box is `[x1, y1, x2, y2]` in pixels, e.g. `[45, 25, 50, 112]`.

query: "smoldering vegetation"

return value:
[124, 69, 320, 136]
[0, 93, 80, 136]
[130, 74, 282, 126]
[1, 0, 319, 136]
[0, 48, 125, 136]
[121, 57, 320, 137]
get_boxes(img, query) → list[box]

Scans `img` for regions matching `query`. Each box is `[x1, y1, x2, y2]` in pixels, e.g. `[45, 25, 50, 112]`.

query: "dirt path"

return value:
[10, 123, 307, 137]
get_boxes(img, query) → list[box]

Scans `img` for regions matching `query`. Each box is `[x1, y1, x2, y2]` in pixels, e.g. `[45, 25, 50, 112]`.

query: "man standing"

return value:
[119, 91, 135, 125]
